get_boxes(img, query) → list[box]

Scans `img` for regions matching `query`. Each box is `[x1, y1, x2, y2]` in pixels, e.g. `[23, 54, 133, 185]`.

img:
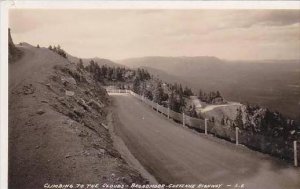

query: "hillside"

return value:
[119, 56, 300, 123]
[9, 42, 147, 189]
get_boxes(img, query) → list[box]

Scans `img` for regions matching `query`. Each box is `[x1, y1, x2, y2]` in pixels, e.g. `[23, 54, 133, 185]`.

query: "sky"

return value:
[9, 9, 300, 60]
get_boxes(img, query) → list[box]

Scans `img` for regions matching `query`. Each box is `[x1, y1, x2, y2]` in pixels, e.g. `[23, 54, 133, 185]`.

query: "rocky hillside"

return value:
[8, 28, 22, 62]
[9, 39, 147, 189]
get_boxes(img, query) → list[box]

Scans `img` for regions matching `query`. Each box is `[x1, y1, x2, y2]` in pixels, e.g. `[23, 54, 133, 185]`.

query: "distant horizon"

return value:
[13, 40, 300, 64]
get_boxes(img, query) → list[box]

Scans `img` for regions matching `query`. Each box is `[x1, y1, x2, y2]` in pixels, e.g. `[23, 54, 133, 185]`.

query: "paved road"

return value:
[111, 93, 300, 189]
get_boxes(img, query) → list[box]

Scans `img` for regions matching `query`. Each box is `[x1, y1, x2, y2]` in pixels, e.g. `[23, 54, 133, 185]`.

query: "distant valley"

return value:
[119, 56, 300, 123]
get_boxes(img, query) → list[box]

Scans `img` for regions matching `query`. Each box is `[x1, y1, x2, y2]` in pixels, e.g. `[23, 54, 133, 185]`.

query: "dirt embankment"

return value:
[9, 44, 147, 189]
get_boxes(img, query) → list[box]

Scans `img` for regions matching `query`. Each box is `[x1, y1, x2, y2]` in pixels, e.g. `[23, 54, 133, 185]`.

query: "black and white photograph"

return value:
[1, 1, 300, 189]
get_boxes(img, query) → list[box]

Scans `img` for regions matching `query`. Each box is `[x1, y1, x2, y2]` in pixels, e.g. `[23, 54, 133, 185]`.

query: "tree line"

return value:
[48, 45, 67, 58]
[83, 60, 197, 117]
[198, 89, 224, 104]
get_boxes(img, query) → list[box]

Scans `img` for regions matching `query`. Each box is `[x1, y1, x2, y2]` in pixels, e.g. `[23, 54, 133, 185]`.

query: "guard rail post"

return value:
[182, 113, 185, 127]
[294, 141, 298, 167]
[204, 118, 208, 135]
[167, 107, 170, 119]
[236, 127, 239, 145]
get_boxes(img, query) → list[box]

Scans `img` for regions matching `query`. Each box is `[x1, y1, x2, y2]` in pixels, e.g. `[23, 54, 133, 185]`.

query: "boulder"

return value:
[65, 90, 75, 96]
[36, 109, 45, 115]
[61, 76, 77, 86]
[77, 98, 90, 111]
[87, 99, 104, 111]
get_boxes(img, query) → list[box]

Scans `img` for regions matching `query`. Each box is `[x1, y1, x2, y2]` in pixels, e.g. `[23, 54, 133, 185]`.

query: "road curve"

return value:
[111, 93, 300, 189]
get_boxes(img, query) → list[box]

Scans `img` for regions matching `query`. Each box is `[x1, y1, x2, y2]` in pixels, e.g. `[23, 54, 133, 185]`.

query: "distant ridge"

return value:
[67, 54, 125, 68]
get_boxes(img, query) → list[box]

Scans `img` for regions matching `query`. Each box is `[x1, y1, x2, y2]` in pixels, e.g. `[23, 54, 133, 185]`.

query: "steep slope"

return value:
[9, 43, 147, 189]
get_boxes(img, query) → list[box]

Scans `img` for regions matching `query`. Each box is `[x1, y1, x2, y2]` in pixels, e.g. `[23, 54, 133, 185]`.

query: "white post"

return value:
[119, 89, 121, 93]
[236, 127, 239, 145]
[167, 107, 170, 119]
[294, 141, 298, 167]
[156, 103, 159, 112]
[182, 113, 185, 126]
[204, 118, 208, 135]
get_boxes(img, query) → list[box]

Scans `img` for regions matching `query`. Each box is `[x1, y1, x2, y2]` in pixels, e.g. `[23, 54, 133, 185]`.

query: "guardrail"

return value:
[107, 89, 299, 166]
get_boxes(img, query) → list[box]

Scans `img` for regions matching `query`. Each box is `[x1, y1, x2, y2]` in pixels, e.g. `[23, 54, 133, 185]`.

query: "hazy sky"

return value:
[9, 9, 300, 60]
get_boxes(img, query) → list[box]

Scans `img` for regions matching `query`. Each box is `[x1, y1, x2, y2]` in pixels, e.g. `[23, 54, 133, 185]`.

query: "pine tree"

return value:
[198, 89, 203, 101]
[189, 105, 198, 118]
[77, 59, 84, 70]
[234, 108, 243, 129]
[211, 116, 215, 123]
[133, 78, 140, 94]
[183, 86, 193, 97]
[168, 91, 175, 110]
[153, 81, 164, 104]
[221, 116, 225, 125]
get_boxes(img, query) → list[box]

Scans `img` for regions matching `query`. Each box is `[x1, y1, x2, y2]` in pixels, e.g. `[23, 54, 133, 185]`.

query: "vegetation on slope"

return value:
[83, 59, 299, 144]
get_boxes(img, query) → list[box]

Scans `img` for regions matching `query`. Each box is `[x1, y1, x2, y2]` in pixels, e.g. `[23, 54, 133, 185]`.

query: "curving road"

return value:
[111, 93, 300, 189]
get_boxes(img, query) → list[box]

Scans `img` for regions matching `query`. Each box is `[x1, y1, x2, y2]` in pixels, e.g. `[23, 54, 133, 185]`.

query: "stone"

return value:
[99, 148, 105, 154]
[36, 109, 45, 115]
[61, 76, 77, 86]
[77, 98, 90, 111]
[65, 154, 71, 158]
[87, 99, 104, 111]
[65, 90, 75, 96]
[22, 84, 35, 95]
[73, 108, 85, 117]
[41, 100, 48, 103]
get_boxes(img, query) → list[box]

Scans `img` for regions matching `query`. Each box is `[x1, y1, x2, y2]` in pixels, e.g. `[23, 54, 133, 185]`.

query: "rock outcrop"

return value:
[8, 28, 22, 62]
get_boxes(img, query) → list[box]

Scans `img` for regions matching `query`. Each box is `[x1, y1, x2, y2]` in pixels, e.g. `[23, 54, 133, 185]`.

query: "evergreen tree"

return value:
[234, 108, 243, 129]
[198, 89, 203, 101]
[221, 116, 225, 125]
[133, 78, 140, 94]
[77, 59, 84, 70]
[183, 86, 193, 97]
[168, 91, 176, 110]
[153, 81, 164, 104]
[211, 116, 215, 123]
[188, 105, 198, 118]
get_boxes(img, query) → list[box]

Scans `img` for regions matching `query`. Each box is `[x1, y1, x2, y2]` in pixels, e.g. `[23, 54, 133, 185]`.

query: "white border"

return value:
[1, 1, 300, 189]
[6, 1, 300, 9]
[0, 2, 9, 189]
